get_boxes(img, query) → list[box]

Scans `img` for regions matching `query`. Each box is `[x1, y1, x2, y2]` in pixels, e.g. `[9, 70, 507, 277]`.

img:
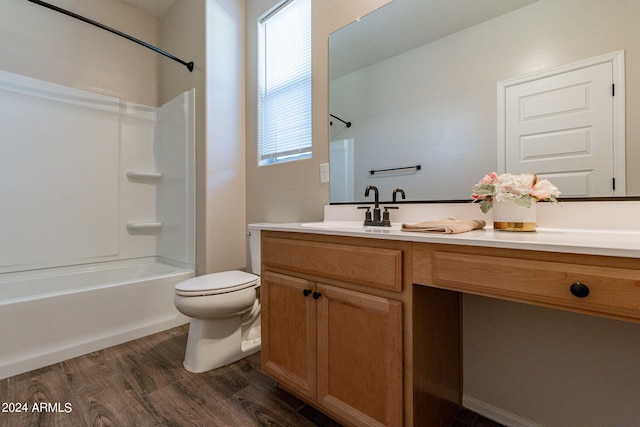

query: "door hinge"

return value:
[612, 83, 615, 96]
[613, 177, 616, 190]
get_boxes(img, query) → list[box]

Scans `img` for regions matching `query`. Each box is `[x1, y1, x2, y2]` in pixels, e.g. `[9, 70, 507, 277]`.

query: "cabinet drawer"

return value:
[262, 235, 403, 292]
[428, 250, 640, 321]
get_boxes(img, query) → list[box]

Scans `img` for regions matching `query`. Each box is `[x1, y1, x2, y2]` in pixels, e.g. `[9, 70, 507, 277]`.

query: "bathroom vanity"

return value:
[255, 203, 640, 426]
[260, 232, 409, 426]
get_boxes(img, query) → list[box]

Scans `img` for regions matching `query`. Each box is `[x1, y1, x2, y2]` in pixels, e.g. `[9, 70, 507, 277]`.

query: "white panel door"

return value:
[504, 61, 615, 197]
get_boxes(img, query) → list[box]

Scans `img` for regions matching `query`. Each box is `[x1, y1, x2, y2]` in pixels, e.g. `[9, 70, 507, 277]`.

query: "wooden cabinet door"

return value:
[261, 271, 317, 400]
[316, 283, 403, 427]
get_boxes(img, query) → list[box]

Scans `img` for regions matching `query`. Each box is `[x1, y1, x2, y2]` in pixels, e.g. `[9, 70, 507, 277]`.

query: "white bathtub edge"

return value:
[0, 261, 194, 380]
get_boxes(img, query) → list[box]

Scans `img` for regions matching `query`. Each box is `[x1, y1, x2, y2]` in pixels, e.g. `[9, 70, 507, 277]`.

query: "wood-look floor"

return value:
[0, 325, 341, 427]
[1, 325, 501, 427]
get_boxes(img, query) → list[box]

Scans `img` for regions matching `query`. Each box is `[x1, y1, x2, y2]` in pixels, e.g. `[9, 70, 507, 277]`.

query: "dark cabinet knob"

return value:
[303, 289, 311, 297]
[312, 291, 322, 300]
[570, 282, 590, 298]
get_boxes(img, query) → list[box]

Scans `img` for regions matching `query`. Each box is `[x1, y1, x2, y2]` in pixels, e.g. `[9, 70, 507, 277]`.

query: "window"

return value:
[258, 0, 312, 165]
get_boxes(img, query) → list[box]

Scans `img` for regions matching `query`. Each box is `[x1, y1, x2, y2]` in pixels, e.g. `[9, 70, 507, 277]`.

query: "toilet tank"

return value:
[247, 225, 261, 275]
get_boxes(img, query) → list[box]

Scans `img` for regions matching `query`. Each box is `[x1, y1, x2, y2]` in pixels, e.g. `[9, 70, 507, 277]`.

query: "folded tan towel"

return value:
[401, 217, 486, 234]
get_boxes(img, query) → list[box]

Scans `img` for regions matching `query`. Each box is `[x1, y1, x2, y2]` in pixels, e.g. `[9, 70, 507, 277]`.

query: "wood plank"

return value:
[261, 272, 317, 400]
[262, 233, 404, 292]
[412, 285, 461, 426]
[4, 364, 84, 427]
[1, 327, 344, 427]
[316, 284, 403, 427]
[413, 243, 640, 323]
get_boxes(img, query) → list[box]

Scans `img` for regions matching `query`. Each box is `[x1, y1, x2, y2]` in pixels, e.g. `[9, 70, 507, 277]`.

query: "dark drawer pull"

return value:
[312, 291, 322, 300]
[570, 282, 590, 298]
[303, 289, 312, 297]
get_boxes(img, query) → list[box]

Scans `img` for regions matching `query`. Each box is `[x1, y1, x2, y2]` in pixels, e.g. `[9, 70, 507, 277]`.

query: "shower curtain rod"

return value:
[27, 0, 194, 72]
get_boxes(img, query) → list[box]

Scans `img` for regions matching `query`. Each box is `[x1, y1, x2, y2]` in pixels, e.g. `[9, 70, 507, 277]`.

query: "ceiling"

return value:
[330, 0, 539, 79]
[119, 0, 175, 18]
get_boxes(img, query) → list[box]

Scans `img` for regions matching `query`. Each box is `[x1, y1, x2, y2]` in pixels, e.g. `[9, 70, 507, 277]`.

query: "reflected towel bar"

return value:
[369, 165, 421, 175]
[27, 0, 194, 72]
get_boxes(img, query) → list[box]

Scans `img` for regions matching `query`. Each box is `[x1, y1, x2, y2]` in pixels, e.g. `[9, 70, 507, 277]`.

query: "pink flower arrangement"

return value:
[471, 172, 560, 214]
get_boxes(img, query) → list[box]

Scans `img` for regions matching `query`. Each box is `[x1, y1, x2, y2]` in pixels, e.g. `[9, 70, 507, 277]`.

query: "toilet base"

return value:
[183, 315, 261, 373]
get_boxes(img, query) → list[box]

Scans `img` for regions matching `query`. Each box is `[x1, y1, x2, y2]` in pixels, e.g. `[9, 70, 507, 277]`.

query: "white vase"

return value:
[492, 200, 537, 231]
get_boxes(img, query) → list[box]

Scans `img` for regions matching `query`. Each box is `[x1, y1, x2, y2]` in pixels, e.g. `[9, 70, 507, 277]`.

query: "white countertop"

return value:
[250, 221, 640, 259]
[250, 200, 640, 258]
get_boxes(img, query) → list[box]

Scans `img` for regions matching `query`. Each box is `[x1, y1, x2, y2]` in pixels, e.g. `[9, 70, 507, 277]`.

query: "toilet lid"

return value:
[175, 270, 259, 296]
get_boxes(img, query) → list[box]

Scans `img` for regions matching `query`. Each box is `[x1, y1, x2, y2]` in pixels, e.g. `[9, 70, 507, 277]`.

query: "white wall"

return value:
[330, 0, 640, 201]
[160, 0, 247, 275]
[245, 0, 392, 224]
[463, 295, 640, 427]
[0, 0, 159, 106]
[205, 0, 247, 273]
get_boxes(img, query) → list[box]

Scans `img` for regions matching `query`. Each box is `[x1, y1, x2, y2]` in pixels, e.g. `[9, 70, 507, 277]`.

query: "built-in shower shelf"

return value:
[126, 170, 163, 183]
[126, 221, 163, 235]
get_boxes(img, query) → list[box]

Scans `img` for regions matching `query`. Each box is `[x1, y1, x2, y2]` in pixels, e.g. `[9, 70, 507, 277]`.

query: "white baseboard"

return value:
[462, 395, 545, 427]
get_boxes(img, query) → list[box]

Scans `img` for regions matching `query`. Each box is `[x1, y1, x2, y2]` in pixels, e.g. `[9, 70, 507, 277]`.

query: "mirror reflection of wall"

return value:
[330, 139, 355, 203]
[329, 0, 640, 203]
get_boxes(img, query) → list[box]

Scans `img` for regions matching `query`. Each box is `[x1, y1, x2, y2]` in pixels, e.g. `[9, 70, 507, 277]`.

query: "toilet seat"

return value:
[175, 270, 259, 297]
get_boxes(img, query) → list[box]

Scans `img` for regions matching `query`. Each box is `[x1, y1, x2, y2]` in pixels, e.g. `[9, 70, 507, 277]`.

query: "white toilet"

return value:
[173, 226, 261, 373]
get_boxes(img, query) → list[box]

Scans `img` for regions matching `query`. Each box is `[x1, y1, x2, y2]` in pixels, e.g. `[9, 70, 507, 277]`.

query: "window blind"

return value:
[258, 0, 312, 165]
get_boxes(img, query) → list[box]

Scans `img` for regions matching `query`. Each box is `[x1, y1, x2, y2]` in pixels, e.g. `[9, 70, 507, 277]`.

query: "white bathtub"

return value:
[0, 258, 194, 379]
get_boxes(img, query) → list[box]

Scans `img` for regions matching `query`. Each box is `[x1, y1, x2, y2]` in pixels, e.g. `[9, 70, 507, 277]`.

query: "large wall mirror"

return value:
[329, 0, 640, 203]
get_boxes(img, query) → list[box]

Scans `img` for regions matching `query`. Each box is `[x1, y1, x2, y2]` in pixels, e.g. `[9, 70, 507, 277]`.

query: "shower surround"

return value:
[0, 70, 195, 379]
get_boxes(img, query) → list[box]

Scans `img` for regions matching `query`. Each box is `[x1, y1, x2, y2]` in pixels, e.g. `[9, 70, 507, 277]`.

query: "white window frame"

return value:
[257, 0, 312, 166]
